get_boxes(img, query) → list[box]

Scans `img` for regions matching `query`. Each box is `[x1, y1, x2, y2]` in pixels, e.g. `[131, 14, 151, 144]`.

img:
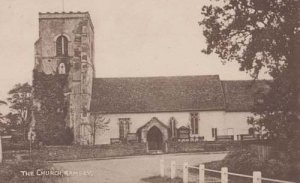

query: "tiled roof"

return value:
[90, 75, 225, 113]
[222, 80, 270, 112]
[90, 75, 269, 113]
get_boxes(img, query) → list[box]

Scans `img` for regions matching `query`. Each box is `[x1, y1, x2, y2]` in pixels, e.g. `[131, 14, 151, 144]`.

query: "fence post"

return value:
[221, 167, 228, 183]
[253, 171, 261, 183]
[183, 162, 188, 183]
[171, 161, 176, 179]
[160, 159, 164, 177]
[165, 142, 168, 153]
[0, 137, 2, 163]
[199, 164, 205, 183]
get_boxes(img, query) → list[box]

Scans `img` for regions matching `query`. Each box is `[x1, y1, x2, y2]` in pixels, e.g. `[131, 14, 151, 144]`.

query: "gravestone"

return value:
[127, 133, 138, 142]
[177, 126, 190, 140]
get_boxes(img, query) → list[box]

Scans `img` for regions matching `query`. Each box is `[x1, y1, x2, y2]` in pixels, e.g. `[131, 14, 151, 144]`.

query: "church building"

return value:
[32, 12, 267, 150]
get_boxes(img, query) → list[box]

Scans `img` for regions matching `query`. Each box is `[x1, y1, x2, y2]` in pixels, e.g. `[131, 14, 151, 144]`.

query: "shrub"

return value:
[202, 148, 295, 182]
[2, 141, 41, 151]
[222, 148, 263, 175]
[3, 141, 30, 151]
[61, 127, 74, 145]
[2, 140, 44, 151]
[262, 158, 291, 180]
[36, 126, 74, 145]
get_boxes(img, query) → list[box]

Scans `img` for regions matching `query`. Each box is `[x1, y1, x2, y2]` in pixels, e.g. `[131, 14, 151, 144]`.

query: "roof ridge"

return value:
[93, 75, 220, 80]
[39, 11, 90, 14]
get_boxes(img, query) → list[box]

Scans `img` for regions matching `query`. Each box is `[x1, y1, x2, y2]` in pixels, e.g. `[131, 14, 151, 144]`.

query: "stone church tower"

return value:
[33, 12, 95, 144]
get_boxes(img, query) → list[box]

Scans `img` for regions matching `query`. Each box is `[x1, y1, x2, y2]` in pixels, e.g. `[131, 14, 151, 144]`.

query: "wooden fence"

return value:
[159, 159, 296, 183]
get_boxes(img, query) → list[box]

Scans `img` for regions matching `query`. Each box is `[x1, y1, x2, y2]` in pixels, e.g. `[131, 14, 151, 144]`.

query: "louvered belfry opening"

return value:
[56, 35, 68, 56]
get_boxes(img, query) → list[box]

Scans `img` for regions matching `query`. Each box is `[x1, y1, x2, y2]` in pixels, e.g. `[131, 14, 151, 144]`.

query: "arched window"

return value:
[248, 127, 255, 136]
[190, 112, 199, 134]
[169, 117, 177, 138]
[58, 63, 66, 74]
[119, 118, 130, 140]
[56, 35, 68, 56]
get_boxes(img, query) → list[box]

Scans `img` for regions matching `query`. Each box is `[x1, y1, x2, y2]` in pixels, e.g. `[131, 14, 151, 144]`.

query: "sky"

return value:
[0, 0, 270, 110]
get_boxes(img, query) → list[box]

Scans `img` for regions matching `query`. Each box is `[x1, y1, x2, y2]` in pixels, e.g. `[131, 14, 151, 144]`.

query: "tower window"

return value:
[58, 63, 66, 74]
[190, 112, 199, 134]
[56, 35, 68, 56]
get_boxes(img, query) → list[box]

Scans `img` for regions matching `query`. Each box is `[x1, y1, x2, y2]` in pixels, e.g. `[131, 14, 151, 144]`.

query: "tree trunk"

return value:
[295, 3, 300, 120]
[291, 2, 300, 180]
[22, 118, 26, 141]
[93, 120, 96, 145]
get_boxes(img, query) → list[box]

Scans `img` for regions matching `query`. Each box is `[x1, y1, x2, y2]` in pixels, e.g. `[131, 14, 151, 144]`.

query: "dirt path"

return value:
[55, 152, 227, 183]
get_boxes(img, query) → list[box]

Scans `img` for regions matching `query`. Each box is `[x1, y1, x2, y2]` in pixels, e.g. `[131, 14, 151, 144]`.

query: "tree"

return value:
[0, 100, 7, 135]
[87, 114, 110, 145]
[200, 0, 299, 178]
[200, 0, 299, 77]
[0, 100, 7, 120]
[200, 0, 299, 140]
[32, 70, 70, 145]
[7, 83, 32, 141]
[5, 112, 20, 137]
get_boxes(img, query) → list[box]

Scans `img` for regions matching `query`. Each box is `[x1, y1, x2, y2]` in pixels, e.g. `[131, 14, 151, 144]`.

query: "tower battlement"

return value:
[38, 12, 94, 31]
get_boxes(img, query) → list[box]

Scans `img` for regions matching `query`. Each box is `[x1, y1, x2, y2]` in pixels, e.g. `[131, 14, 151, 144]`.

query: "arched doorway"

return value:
[147, 126, 163, 150]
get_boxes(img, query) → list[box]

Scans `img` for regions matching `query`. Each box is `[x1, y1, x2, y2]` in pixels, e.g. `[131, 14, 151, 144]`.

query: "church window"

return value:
[190, 113, 199, 134]
[82, 26, 87, 33]
[58, 63, 66, 74]
[119, 118, 130, 140]
[56, 35, 68, 56]
[248, 127, 255, 136]
[212, 128, 217, 137]
[254, 90, 265, 105]
[257, 98, 264, 104]
[169, 117, 177, 138]
[255, 94, 264, 104]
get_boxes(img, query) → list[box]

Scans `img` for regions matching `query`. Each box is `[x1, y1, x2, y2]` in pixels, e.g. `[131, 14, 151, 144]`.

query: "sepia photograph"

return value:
[0, 0, 299, 182]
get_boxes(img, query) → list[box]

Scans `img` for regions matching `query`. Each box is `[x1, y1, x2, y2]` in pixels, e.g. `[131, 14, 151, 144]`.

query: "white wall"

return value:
[94, 111, 254, 144]
[223, 112, 253, 140]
